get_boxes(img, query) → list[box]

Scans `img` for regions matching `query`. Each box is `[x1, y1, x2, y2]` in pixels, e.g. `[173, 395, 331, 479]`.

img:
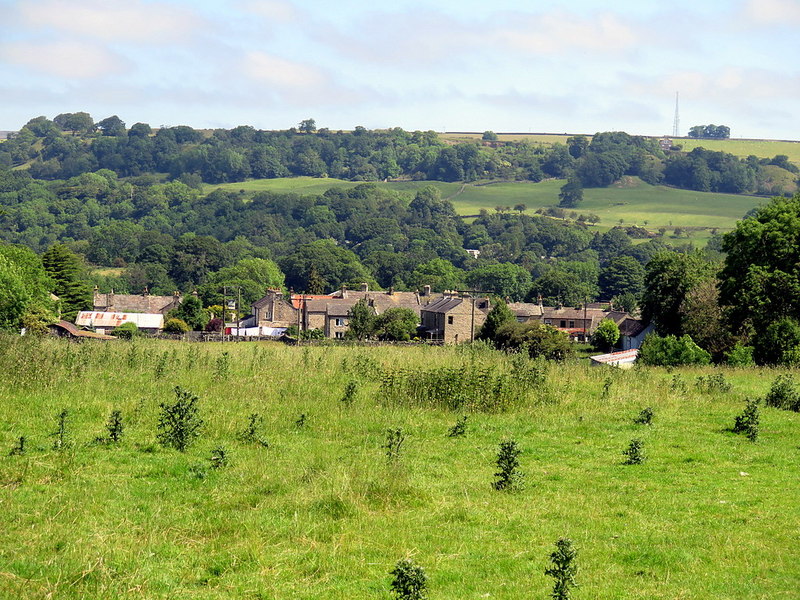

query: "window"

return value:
[569, 320, 575, 328]
[560, 320, 567, 328]
[334, 331, 343, 339]
[335, 318, 346, 327]
[544, 319, 551, 325]
[447, 315, 454, 325]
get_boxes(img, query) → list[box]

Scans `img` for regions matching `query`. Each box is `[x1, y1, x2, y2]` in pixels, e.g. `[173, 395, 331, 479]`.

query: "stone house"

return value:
[250, 289, 304, 329]
[420, 295, 491, 344]
[540, 307, 629, 341]
[251, 284, 443, 338]
[508, 301, 544, 322]
[618, 318, 654, 350]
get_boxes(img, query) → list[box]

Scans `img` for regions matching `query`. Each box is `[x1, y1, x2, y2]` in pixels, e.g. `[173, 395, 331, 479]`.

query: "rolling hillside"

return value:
[205, 176, 764, 244]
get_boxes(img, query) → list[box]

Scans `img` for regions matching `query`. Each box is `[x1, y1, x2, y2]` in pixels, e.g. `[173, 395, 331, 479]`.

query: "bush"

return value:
[164, 318, 189, 334]
[754, 317, 800, 365]
[622, 439, 646, 464]
[389, 558, 428, 600]
[105, 409, 124, 444]
[724, 343, 754, 367]
[695, 372, 732, 393]
[591, 318, 620, 352]
[112, 321, 140, 339]
[493, 440, 524, 491]
[763, 374, 800, 411]
[733, 399, 760, 441]
[494, 321, 573, 361]
[545, 538, 578, 600]
[205, 317, 223, 332]
[157, 386, 203, 452]
[638, 333, 711, 366]
[633, 407, 653, 425]
[447, 415, 468, 437]
[383, 428, 405, 462]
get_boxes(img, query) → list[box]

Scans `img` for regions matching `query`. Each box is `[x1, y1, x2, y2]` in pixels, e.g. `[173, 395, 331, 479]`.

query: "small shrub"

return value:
[209, 446, 230, 469]
[214, 351, 230, 381]
[493, 440, 524, 491]
[384, 428, 406, 462]
[340, 380, 358, 407]
[51, 409, 71, 451]
[188, 463, 207, 480]
[164, 318, 189, 334]
[447, 415, 468, 437]
[157, 386, 203, 452]
[389, 558, 428, 600]
[601, 376, 613, 400]
[633, 407, 653, 425]
[112, 322, 140, 340]
[295, 413, 307, 428]
[154, 351, 169, 380]
[670, 374, 687, 393]
[239, 413, 269, 447]
[545, 537, 578, 600]
[763, 374, 800, 411]
[695, 372, 732, 393]
[733, 399, 760, 442]
[725, 343, 754, 367]
[105, 409, 124, 444]
[9, 435, 26, 456]
[623, 438, 646, 464]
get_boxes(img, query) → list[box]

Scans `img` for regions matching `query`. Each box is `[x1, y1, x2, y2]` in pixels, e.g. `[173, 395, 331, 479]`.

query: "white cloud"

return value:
[313, 8, 642, 67]
[0, 40, 130, 78]
[241, 51, 325, 88]
[238, 0, 298, 23]
[17, 0, 205, 43]
[744, 0, 800, 25]
[493, 11, 640, 55]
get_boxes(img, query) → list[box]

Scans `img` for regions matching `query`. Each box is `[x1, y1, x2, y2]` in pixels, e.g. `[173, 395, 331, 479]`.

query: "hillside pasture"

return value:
[677, 137, 800, 165]
[1, 337, 798, 599]
[440, 133, 800, 165]
[205, 176, 764, 244]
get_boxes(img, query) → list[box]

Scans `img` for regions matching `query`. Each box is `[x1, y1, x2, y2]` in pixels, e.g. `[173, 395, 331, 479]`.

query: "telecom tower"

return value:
[672, 92, 680, 138]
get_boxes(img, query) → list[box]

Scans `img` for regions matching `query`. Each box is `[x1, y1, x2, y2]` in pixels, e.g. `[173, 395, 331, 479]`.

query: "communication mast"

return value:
[672, 92, 680, 138]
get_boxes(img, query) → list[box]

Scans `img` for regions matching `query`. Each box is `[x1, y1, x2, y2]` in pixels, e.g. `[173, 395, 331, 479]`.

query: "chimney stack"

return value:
[423, 285, 431, 296]
[360, 282, 369, 292]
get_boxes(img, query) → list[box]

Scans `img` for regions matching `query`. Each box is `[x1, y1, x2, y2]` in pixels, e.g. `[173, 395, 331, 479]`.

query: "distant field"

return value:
[676, 138, 800, 164]
[440, 133, 800, 165]
[206, 176, 764, 244]
[441, 133, 575, 145]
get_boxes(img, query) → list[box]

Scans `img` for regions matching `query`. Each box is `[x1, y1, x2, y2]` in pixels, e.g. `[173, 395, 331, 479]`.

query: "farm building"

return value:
[589, 348, 639, 369]
[48, 320, 116, 340]
[76, 311, 164, 335]
[93, 289, 182, 315]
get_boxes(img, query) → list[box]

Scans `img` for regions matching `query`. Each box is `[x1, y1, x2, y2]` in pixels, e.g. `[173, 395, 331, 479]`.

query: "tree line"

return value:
[2, 115, 796, 200]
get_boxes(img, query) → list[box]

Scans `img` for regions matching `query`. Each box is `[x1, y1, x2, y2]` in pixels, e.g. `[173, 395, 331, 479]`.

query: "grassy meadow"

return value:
[439, 133, 800, 165]
[1, 336, 798, 599]
[205, 176, 764, 244]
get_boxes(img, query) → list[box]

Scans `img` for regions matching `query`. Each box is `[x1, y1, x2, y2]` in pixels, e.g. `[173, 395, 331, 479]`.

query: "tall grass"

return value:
[0, 336, 798, 599]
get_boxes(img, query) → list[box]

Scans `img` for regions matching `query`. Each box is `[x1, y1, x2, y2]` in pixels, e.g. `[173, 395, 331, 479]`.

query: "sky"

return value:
[1, 0, 799, 140]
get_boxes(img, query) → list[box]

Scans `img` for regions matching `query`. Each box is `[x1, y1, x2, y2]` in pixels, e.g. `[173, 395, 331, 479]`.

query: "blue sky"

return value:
[1, 0, 799, 139]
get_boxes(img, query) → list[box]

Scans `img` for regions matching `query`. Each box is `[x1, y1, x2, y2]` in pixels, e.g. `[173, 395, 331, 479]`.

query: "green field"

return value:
[1, 337, 798, 599]
[206, 176, 765, 244]
[676, 138, 800, 164]
[440, 133, 800, 165]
